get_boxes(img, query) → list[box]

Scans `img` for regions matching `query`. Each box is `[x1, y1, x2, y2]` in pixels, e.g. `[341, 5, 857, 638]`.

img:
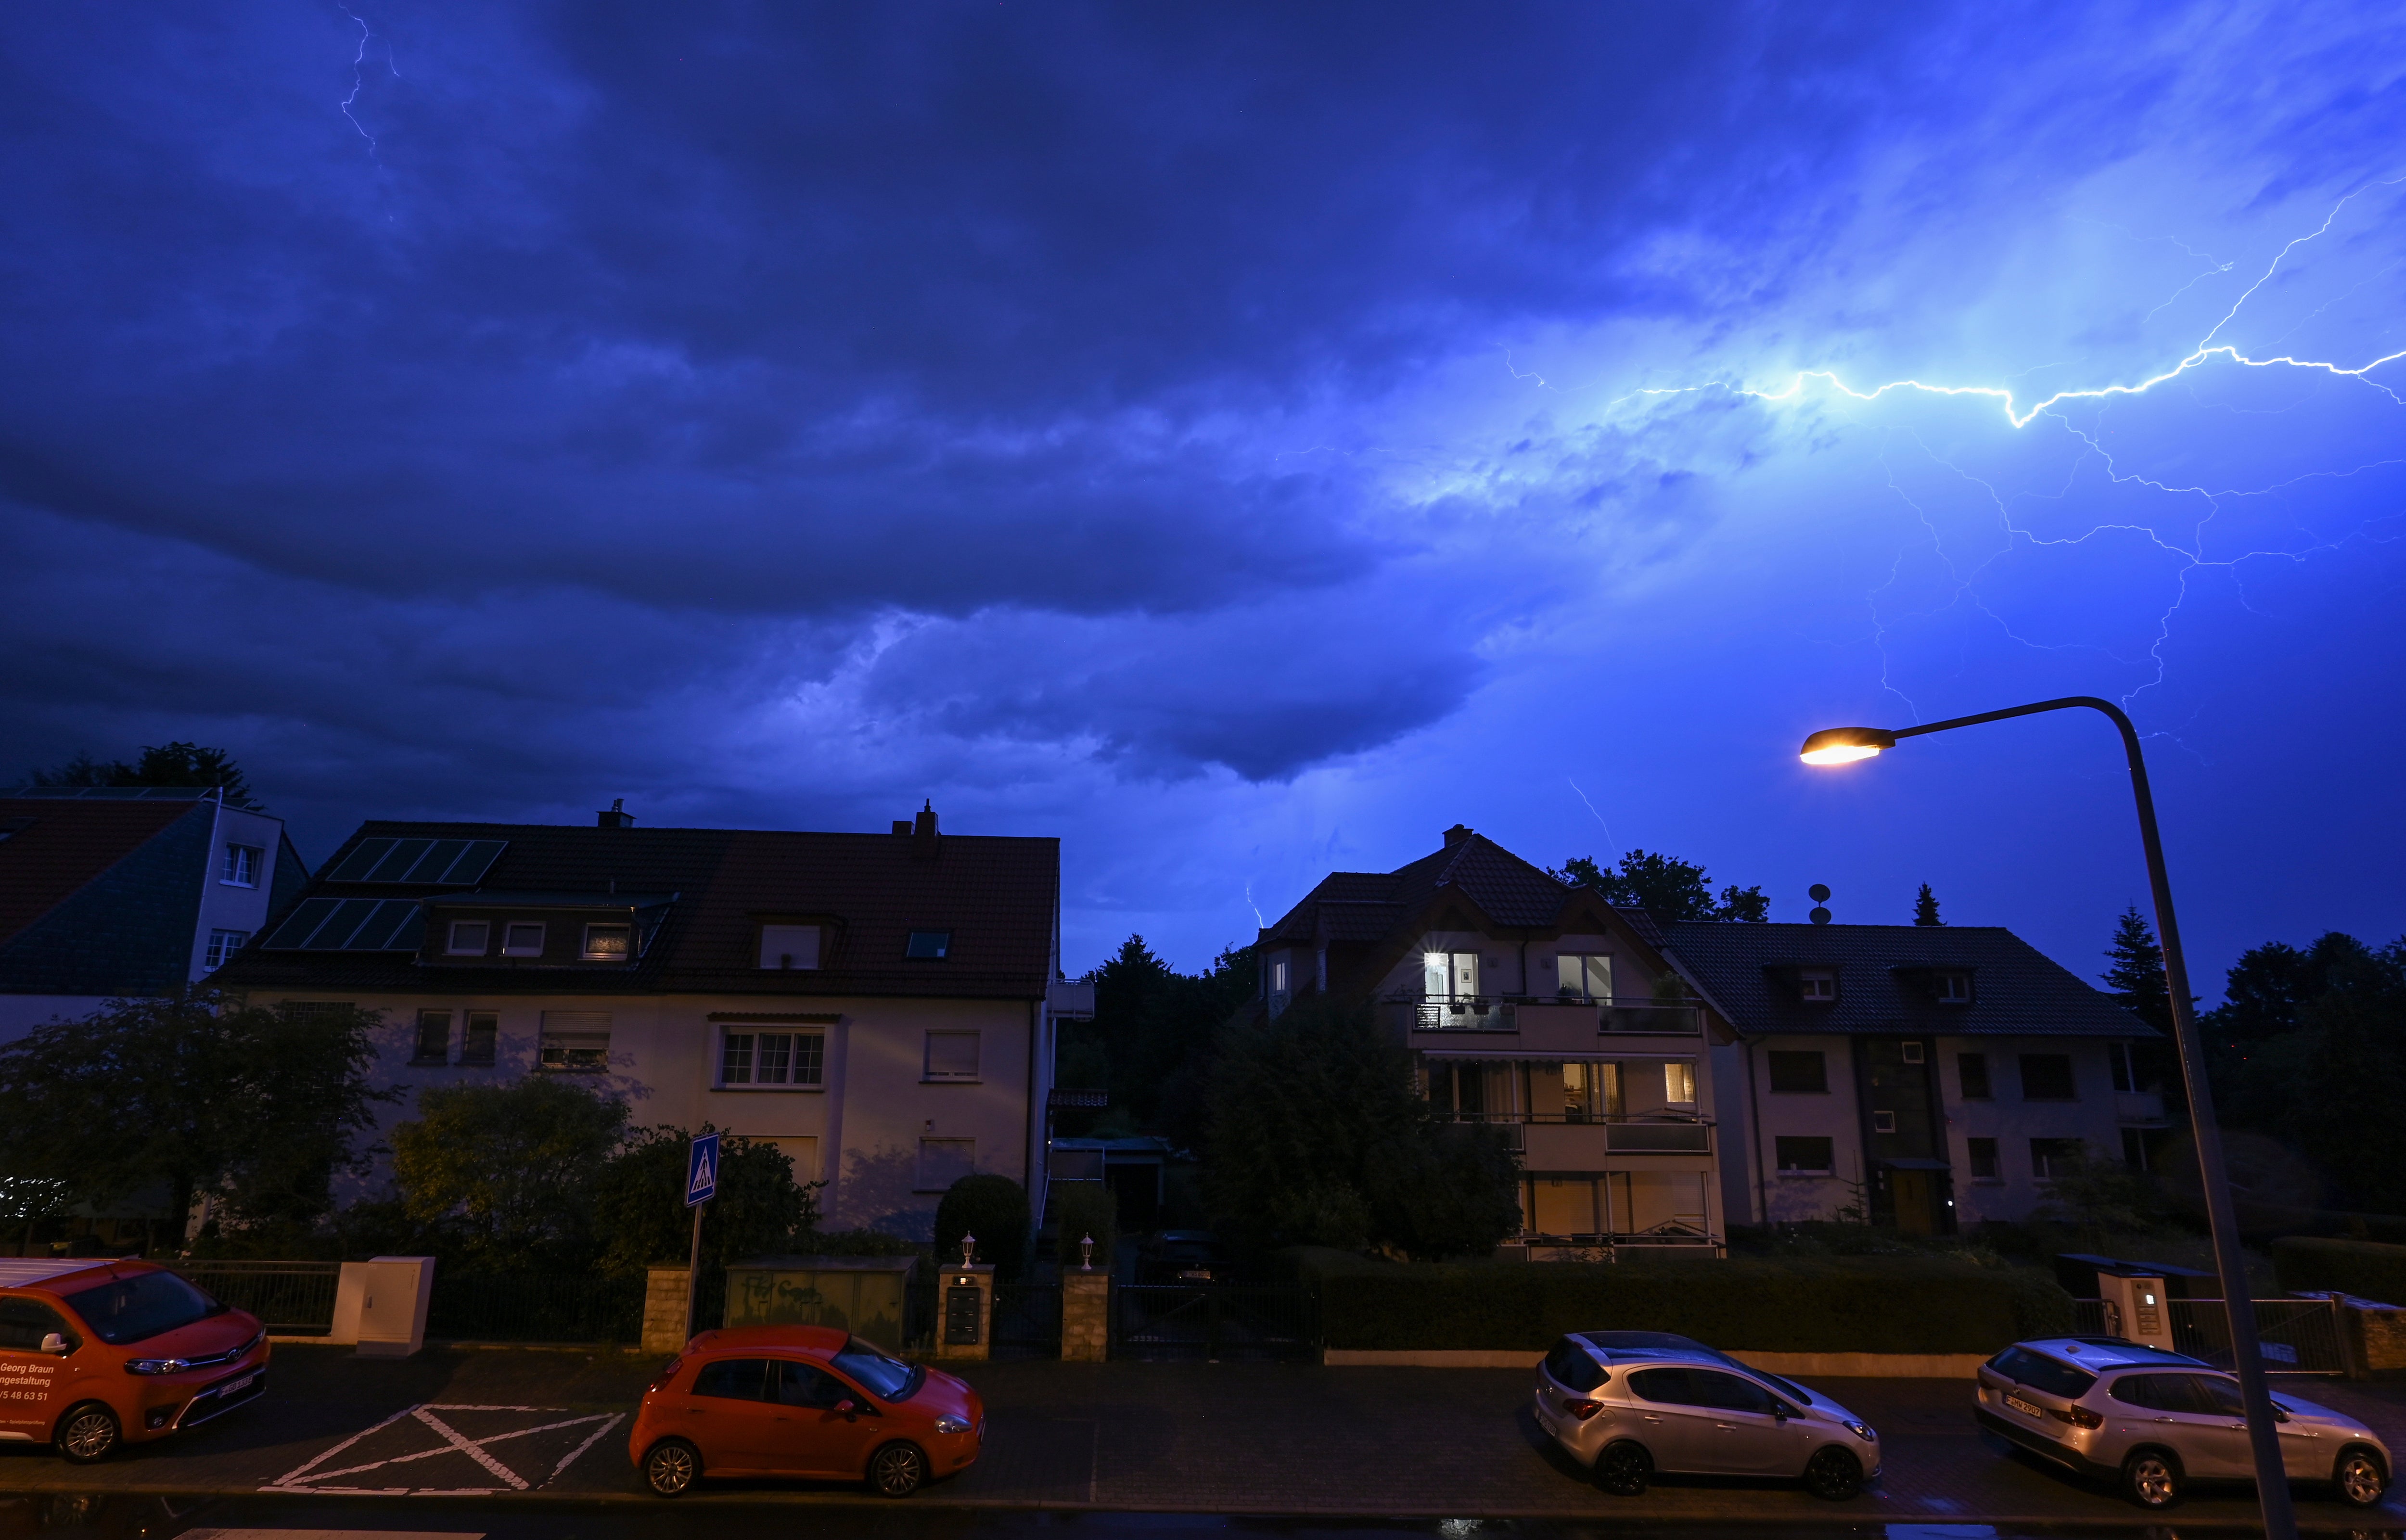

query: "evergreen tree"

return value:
[2103, 905, 2172, 1034]
[1913, 884, 1944, 926]
[30, 741, 260, 808]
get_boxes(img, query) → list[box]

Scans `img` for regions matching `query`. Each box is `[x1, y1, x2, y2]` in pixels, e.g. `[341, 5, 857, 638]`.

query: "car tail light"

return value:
[2049, 1404, 2104, 1429]
[650, 1355, 683, 1390]
[1566, 1400, 1604, 1421]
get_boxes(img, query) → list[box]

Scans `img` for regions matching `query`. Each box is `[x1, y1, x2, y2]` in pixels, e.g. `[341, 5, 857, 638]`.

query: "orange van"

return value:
[0, 1258, 269, 1462]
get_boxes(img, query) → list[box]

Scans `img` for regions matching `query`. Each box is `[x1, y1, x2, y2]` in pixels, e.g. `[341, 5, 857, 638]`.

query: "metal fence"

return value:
[169, 1260, 341, 1335]
[1113, 1283, 1318, 1362]
[991, 1282, 1062, 1358]
[2070, 1297, 2347, 1375]
[424, 1272, 648, 1343]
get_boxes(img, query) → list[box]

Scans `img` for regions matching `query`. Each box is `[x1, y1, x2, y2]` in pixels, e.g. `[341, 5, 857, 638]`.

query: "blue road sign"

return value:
[686, 1132, 719, 1208]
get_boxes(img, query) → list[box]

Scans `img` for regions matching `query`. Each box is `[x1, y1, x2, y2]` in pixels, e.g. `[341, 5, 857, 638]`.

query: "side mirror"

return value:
[834, 1399, 858, 1418]
[1774, 1402, 1796, 1422]
[39, 1334, 67, 1356]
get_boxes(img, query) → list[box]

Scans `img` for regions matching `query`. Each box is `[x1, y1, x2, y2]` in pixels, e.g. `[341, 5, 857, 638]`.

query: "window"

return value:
[924, 1031, 981, 1082]
[1271, 959, 1288, 993]
[1798, 969, 1837, 1003]
[1428, 1062, 1485, 1117]
[461, 1011, 498, 1067]
[906, 929, 952, 959]
[411, 1010, 450, 1065]
[447, 920, 490, 956]
[203, 929, 249, 970]
[1663, 1061, 1696, 1106]
[758, 924, 820, 970]
[582, 923, 632, 961]
[917, 1137, 976, 1192]
[691, 1359, 770, 1400]
[1561, 1061, 1617, 1121]
[1871, 1110, 1898, 1134]
[0, 1296, 72, 1352]
[1967, 1137, 2001, 1181]
[1958, 1052, 1992, 1099]
[1556, 953, 1612, 1001]
[1766, 1050, 1828, 1094]
[502, 922, 546, 958]
[777, 1360, 850, 1409]
[221, 844, 262, 887]
[1936, 972, 1973, 1004]
[1423, 951, 1480, 998]
[538, 1010, 609, 1071]
[1776, 1135, 1834, 1174]
[2110, 1042, 2134, 1093]
[1900, 1041, 1925, 1064]
[719, 1029, 825, 1088]
[2030, 1137, 2084, 1181]
[2019, 1054, 2076, 1101]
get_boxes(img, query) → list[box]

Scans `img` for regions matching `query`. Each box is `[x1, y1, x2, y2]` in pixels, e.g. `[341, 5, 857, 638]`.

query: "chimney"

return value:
[1442, 823, 1472, 848]
[598, 798, 636, 829]
[913, 800, 939, 860]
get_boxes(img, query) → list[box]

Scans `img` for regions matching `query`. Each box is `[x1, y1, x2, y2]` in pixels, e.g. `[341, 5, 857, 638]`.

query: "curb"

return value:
[1322, 1349, 1987, 1377]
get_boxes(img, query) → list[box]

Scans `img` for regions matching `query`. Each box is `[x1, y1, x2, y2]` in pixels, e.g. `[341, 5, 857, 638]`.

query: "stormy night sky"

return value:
[3, 3, 2401, 984]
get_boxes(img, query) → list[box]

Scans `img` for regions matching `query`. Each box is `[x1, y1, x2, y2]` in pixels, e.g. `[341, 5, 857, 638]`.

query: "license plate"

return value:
[2004, 1393, 2043, 1419]
[1536, 1409, 1558, 1437]
[221, 1375, 255, 1394]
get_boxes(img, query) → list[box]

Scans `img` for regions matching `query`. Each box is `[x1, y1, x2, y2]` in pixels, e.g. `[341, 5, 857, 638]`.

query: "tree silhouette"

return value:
[1913, 884, 1944, 926]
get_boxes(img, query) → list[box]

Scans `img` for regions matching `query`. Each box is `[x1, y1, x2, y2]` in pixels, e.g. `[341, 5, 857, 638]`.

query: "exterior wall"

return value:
[1714, 1035, 1869, 1226]
[190, 804, 288, 981]
[1938, 1035, 2129, 1227]
[253, 987, 1039, 1242]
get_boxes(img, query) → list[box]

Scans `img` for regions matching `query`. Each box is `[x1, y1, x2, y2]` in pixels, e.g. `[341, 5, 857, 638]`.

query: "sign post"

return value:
[684, 1132, 719, 1341]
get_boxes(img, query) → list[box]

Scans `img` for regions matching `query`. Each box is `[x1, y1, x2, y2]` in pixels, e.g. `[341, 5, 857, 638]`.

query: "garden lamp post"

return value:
[1801, 696, 2296, 1540]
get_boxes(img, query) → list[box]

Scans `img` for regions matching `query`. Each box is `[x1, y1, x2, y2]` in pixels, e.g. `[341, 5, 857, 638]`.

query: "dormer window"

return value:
[907, 930, 952, 960]
[447, 920, 490, 956]
[1799, 969, 1838, 1003]
[501, 922, 545, 958]
[759, 924, 821, 970]
[1935, 971, 1973, 1004]
[582, 923, 632, 961]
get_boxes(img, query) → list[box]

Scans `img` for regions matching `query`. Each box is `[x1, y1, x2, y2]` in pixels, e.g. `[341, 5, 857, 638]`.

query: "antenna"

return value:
[1808, 883, 1832, 925]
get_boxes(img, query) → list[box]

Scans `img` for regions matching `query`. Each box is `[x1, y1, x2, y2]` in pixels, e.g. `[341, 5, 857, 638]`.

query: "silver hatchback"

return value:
[1974, 1336, 2391, 1510]
[1532, 1330, 1881, 1500]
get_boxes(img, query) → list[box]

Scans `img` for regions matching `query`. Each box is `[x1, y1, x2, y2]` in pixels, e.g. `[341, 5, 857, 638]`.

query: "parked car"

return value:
[1974, 1336, 2389, 1509]
[1138, 1230, 1230, 1283]
[628, 1325, 983, 1498]
[1532, 1330, 1880, 1499]
[0, 1258, 269, 1463]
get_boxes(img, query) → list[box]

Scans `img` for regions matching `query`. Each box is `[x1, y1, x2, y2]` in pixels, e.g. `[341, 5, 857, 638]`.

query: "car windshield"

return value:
[63, 1271, 226, 1345]
[834, 1336, 924, 1401]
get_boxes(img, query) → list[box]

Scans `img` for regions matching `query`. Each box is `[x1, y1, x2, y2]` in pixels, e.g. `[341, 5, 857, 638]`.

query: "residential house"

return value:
[0, 786, 307, 1044]
[213, 802, 1076, 1239]
[1255, 826, 1738, 1253]
[1665, 921, 2165, 1234]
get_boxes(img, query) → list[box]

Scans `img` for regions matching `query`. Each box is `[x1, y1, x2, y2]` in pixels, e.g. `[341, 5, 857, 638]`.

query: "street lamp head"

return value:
[1800, 726, 1896, 766]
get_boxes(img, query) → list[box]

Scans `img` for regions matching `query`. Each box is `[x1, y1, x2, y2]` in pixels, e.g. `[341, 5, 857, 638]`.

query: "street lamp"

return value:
[1801, 696, 2296, 1540]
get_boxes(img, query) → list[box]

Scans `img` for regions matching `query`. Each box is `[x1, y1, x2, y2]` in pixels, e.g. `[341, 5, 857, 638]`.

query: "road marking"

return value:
[186, 1532, 482, 1540]
[262, 1403, 625, 1495]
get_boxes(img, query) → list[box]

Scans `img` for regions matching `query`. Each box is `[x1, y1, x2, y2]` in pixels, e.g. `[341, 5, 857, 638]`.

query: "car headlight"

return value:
[1845, 1421, 1877, 1442]
[934, 1415, 973, 1435]
[125, 1358, 191, 1375]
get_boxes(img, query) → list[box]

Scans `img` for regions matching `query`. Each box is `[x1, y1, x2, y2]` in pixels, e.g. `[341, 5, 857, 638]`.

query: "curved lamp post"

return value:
[1801, 696, 2296, 1540]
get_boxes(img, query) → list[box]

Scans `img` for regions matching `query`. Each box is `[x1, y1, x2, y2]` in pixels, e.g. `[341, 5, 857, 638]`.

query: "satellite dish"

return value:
[1808, 883, 1831, 904]
[1810, 906, 1832, 925]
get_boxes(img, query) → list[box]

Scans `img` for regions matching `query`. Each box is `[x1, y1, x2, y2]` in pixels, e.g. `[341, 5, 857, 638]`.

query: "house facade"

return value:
[1666, 921, 2165, 1234]
[0, 786, 307, 1045]
[1256, 826, 1737, 1254]
[213, 803, 1069, 1239]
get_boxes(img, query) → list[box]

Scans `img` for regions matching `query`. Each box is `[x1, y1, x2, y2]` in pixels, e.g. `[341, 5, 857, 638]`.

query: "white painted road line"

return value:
[263, 1404, 627, 1496]
[186, 1532, 483, 1540]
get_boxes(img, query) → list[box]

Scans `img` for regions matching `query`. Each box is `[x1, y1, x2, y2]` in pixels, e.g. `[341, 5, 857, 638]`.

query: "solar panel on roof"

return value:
[384, 906, 428, 952]
[366, 839, 434, 882]
[263, 897, 341, 948]
[402, 838, 469, 882]
[326, 839, 397, 882]
[345, 899, 420, 950]
[303, 898, 381, 949]
[440, 839, 507, 883]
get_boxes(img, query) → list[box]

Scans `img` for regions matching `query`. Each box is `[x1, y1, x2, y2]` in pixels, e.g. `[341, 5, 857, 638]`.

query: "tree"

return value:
[2288, 939, 2406, 1213]
[2037, 1143, 2163, 1245]
[1551, 850, 1768, 922]
[590, 1125, 815, 1277]
[1913, 885, 1944, 926]
[390, 1079, 629, 1269]
[934, 1173, 1029, 1277]
[1059, 936, 1256, 1148]
[0, 994, 390, 1247]
[30, 741, 260, 809]
[2102, 905, 2171, 1034]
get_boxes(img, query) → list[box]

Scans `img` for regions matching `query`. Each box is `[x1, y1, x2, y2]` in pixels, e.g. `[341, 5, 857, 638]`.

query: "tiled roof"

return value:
[1657, 921, 2149, 1038]
[213, 817, 1058, 1000]
[1259, 831, 1586, 946]
[0, 797, 206, 947]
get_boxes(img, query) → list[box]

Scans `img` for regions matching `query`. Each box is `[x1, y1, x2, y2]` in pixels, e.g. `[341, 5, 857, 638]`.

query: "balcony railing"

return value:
[2115, 1090, 2169, 1125]
[1431, 1111, 1715, 1155]
[1395, 994, 1703, 1035]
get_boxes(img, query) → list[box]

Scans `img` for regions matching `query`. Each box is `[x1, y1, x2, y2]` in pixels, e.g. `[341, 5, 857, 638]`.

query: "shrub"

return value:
[2272, 1237, 2406, 1305]
[391, 1079, 629, 1270]
[1052, 1182, 1116, 1270]
[590, 1125, 816, 1276]
[935, 1174, 1030, 1277]
[1297, 1251, 2074, 1354]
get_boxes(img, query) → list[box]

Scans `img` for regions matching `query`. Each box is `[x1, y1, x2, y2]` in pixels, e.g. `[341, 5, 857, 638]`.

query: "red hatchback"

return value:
[628, 1326, 983, 1498]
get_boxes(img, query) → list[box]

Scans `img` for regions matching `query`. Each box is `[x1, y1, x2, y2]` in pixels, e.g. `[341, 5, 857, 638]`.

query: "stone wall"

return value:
[1062, 1271, 1109, 1362]
[643, 1267, 693, 1355]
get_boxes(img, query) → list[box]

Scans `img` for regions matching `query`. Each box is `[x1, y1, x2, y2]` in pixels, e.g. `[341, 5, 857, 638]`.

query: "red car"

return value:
[627, 1325, 983, 1498]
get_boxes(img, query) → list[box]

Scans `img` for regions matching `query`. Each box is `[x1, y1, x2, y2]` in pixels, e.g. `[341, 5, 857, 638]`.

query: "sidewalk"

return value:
[1, 1346, 2402, 1526]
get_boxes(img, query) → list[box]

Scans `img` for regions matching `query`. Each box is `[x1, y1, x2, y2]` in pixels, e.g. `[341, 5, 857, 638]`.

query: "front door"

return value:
[681, 1357, 785, 1471]
[1686, 1369, 1798, 1474]
[1621, 1367, 1719, 1471]
[0, 1295, 75, 1442]
[1892, 1170, 1935, 1236]
[772, 1359, 882, 1477]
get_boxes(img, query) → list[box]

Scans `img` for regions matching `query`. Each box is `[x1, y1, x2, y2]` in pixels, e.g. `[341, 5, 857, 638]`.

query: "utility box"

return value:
[333, 1256, 435, 1357]
[936, 1263, 995, 1361]
[723, 1255, 919, 1349]
[2087, 1266, 2176, 1350]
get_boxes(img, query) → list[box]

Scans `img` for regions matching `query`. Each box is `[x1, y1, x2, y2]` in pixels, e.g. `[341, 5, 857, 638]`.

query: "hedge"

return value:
[1294, 1250, 2073, 1354]
[2273, 1237, 2406, 1306]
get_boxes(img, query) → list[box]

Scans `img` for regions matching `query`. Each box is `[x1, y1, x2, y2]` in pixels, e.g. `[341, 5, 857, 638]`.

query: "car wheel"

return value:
[869, 1440, 927, 1498]
[55, 1404, 120, 1465]
[2122, 1448, 2182, 1509]
[2335, 1446, 2388, 1508]
[1595, 1440, 1652, 1497]
[642, 1438, 700, 1497]
[1804, 1446, 1864, 1501]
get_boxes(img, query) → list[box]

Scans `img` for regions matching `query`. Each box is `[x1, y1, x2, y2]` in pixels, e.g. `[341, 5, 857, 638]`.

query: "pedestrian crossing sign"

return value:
[686, 1132, 719, 1207]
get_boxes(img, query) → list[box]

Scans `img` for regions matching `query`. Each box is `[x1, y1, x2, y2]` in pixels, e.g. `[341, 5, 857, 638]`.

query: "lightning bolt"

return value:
[338, 5, 399, 164]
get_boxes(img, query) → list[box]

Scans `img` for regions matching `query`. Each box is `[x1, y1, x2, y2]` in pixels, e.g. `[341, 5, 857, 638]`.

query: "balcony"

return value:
[1395, 994, 1703, 1036]
[1403, 995, 1515, 1032]
[1432, 1112, 1715, 1161]
[2116, 1090, 2169, 1126]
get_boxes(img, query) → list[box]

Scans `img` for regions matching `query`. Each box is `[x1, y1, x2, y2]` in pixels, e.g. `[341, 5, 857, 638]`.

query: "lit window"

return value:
[502, 922, 545, 958]
[924, 1031, 981, 1082]
[221, 844, 262, 887]
[1936, 972, 1973, 1004]
[1422, 950, 1479, 998]
[1556, 954, 1612, 1001]
[203, 929, 250, 970]
[582, 923, 632, 961]
[906, 930, 952, 960]
[412, 1010, 451, 1065]
[1664, 1061, 1696, 1106]
[719, 1029, 824, 1087]
[447, 920, 490, 956]
[759, 924, 821, 970]
[1271, 959, 1288, 993]
[1799, 969, 1837, 1002]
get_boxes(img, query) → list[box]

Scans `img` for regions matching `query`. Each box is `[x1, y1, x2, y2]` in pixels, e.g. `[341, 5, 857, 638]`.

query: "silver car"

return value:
[1974, 1336, 2391, 1510]
[1532, 1330, 1881, 1499]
